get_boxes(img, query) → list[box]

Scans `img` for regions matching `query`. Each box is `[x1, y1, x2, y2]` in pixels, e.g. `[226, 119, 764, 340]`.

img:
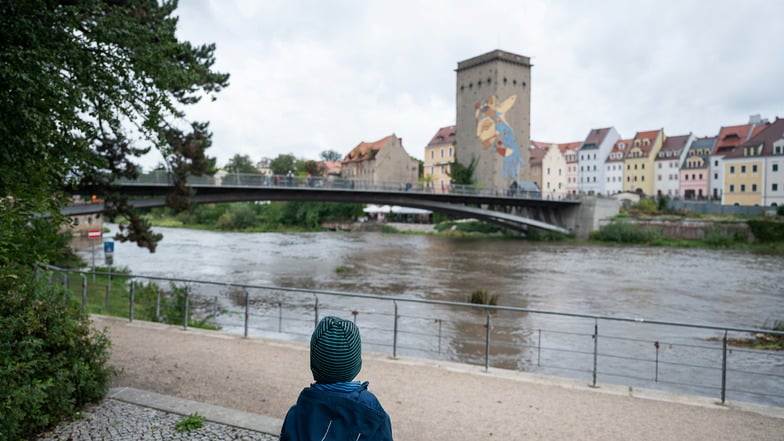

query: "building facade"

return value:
[541, 143, 568, 199]
[679, 136, 715, 200]
[724, 118, 784, 206]
[423, 125, 456, 192]
[605, 138, 628, 195]
[341, 134, 419, 186]
[623, 129, 665, 195]
[577, 127, 620, 196]
[456, 50, 532, 190]
[654, 134, 694, 197]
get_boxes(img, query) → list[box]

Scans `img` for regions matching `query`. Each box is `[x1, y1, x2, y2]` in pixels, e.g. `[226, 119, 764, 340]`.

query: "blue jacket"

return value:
[280, 381, 393, 441]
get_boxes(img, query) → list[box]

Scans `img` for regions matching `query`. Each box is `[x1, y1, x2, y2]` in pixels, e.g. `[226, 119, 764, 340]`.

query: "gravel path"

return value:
[64, 316, 784, 441]
[35, 398, 276, 441]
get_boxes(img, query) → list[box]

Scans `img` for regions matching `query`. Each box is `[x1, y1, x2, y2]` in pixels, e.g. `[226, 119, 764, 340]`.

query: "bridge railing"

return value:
[115, 171, 551, 200]
[38, 264, 784, 409]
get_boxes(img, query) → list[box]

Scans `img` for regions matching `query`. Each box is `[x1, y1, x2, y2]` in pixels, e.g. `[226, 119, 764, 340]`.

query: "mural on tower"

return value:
[475, 95, 525, 178]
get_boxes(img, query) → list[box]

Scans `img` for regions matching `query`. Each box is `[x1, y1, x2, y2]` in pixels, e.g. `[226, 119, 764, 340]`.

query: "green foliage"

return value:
[270, 154, 297, 175]
[0, 0, 229, 254]
[175, 412, 206, 433]
[320, 150, 342, 162]
[631, 198, 658, 214]
[702, 226, 738, 247]
[297, 160, 320, 176]
[592, 220, 663, 243]
[334, 266, 351, 274]
[380, 225, 400, 233]
[656, 195, 670, 212]
[225, 154, 260, 174]
[777, 205, 784, 217]
[0, 268, 112, 440]
[468, 290, 499, 306]
[525, 229, 571, 241]
[214, 203, 260, 230]
[747, 219, 784, 242]
[448, 156, 477, 185]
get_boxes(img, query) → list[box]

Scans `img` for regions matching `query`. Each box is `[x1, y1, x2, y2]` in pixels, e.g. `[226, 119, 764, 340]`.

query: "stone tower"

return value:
[456, 50, 532, 190]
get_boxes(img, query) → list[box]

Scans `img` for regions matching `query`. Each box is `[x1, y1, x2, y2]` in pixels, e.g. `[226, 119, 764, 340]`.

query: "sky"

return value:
[149, 0, 784, 169]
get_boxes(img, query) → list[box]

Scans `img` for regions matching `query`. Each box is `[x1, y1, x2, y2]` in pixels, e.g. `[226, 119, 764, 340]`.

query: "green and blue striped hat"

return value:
[310, 316, 362, 383]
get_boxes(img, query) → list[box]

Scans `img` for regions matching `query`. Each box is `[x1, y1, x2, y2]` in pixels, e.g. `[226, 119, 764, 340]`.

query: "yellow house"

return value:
[423, 125, 456, 192]
[623, 129, 665, 196]
[723, 151, 764, 206]
[721, 121, 784, 206]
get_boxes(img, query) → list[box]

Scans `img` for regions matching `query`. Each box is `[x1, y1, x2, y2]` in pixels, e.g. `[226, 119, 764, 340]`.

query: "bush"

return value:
[468, 289, 499, 305]
[632, 198, 658, 214]
[747, 219, 784, 242]
[592, 220, 663, 243]
[0, 268, 112, 440]
[778, 205, 784, 217]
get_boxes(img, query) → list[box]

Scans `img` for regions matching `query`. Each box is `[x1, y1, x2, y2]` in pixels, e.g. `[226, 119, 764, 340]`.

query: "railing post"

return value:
[278, 302, 283, 333]
[352, 310, 358, 325]
[393, 301, 399, 358]
[654, 341, 660, 382]
[129, 283, 135, 323]
[213, 296, 218, 319]
[591, 319, 599, 388]
[435, 319, 442, 354]
[183, 288, 189, 330]
[537, 328, 542, 367]
[243, 289, 249, 338]
[155, 288, 161, 322]
[104, 272, 111, 313]
[485, 312, 491, 372]
[721, 330, 728, 404]
[314, 295, 320, 328]
[81, 274, 87, 313]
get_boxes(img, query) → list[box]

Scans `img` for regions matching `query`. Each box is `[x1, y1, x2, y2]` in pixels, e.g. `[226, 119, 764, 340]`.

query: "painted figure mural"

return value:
[475, 95, 524, 178]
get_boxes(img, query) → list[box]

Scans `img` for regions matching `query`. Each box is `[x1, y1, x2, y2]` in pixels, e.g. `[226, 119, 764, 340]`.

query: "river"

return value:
[74, 224, 784, 406]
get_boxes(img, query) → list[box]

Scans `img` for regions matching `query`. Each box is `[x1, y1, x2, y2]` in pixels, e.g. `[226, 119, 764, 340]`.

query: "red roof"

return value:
[713, 124, 755, 154]
[659, 135, 691, 153]
[582, 127, 613, 147]
[625, 129, 661, 158]
[607, 138, 632, 162]
[342, 135, 394, 163]
[725, 117, 784, 158]
[427, 125, 456, 146]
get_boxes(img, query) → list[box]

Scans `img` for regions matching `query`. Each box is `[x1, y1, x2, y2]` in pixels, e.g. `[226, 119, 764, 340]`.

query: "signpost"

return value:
[103, 240, 114, 266]
[88, 229, 101, 280]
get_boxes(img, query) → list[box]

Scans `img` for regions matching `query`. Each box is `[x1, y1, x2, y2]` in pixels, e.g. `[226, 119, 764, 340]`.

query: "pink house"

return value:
[680, 136, 716, 200]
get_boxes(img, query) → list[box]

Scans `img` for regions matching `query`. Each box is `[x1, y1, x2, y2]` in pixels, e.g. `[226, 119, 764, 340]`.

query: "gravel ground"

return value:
[65, 316, 784, 441]
[35, 398, 277, 441]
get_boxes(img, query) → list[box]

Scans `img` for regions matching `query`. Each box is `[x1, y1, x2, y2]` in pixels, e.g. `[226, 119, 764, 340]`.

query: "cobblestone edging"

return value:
[35, 398, 279, 441]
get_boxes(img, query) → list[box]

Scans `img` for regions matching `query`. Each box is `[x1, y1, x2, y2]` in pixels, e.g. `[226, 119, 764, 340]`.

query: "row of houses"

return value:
[423, 115, 784, 207]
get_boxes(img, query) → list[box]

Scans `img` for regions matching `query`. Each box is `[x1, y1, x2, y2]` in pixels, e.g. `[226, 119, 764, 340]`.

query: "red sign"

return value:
[88, 229, 101, 239]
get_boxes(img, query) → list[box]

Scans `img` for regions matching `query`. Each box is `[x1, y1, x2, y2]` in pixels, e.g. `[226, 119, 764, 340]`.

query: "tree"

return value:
[0, 0, 229, 262]
[320, 149, 343, 162]
[225, 154, 260, 174]
[297, 160, 320, 176]
[270, 154, 297, 176]
[448, 156, 477, 186]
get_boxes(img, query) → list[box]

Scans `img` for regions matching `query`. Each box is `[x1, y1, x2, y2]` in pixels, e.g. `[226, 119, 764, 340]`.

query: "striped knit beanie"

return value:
[310, 316, 362, 384]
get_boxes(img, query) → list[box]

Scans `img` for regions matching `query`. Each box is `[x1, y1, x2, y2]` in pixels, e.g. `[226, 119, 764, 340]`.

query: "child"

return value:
[280, 316, 394, 441]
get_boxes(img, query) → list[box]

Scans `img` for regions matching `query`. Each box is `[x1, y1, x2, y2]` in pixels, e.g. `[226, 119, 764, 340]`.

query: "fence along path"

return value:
[38, 264, 784, 409]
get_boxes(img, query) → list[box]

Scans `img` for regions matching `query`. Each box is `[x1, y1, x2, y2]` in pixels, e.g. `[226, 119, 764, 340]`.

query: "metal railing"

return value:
[37, 264, 784, 408]
[114, 171, 553, 200]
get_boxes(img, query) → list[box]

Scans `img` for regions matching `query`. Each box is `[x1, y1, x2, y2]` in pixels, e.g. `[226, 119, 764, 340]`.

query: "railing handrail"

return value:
[36, 263, 784, 337]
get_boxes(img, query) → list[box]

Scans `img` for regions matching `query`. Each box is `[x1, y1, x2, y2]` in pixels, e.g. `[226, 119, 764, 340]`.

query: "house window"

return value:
[752, 164, 758, 173]
[440, 148, 444, 158]
[714, 160, 719, 166]
[430, 150, 434, 159]
[741, 184, 746, 192]
[730, 166, 735, 174]
[774, 183, 779, 191]
[714, 173, 718, 179]
[773, 163, 779, 172]
[449, 147, 453, 157]
[699, 174, 703, 180]
[729, 185, 735, 192]
[741, 165, 746, 173]
[752, 184, 758, 192]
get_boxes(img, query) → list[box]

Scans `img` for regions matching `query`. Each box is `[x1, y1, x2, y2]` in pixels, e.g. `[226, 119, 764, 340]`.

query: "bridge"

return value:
[67, 172, 620, 237]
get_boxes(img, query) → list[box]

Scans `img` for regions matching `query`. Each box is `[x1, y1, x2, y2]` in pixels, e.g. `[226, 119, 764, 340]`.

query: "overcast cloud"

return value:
[153, 0, 783, 169]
